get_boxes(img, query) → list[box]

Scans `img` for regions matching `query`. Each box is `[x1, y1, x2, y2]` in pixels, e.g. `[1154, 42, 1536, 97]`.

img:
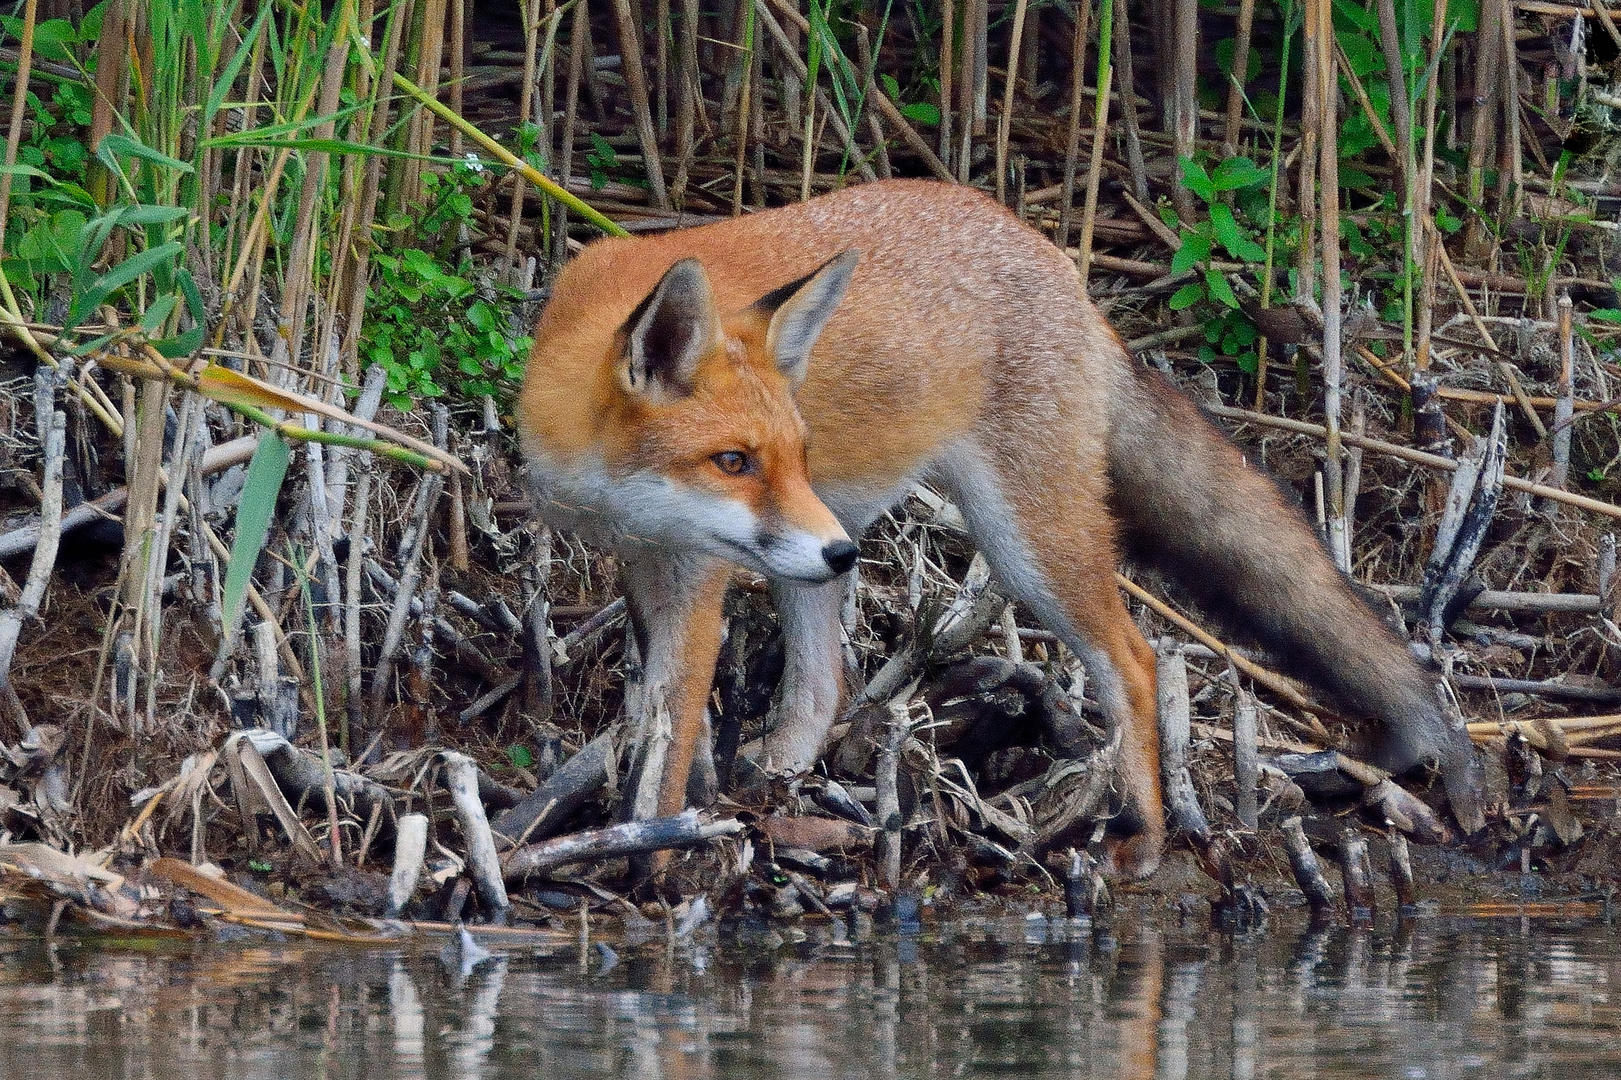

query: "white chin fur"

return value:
[528, 455, 840, 580]
[755, 537, 843, 583]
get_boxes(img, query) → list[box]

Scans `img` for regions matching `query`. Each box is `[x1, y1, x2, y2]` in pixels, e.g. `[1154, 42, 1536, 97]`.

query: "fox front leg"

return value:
[619, 549, 731, 822]
[762, 575, 852, 775]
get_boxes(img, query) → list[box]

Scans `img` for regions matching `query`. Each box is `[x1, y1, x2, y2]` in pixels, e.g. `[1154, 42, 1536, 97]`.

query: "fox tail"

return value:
[1104, 364, 1485, 833]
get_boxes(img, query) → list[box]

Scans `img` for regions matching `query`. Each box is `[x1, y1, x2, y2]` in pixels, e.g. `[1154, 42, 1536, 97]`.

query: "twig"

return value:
[994, 0, 1030, 205]
[875, 700, 909, 891]
[0, 0, 37, 256]
[1117, 573, 1332, 734]
[1316, 0, 1348, 574]
[1550, 295, 1575, 496]
[0, 377, 63, 734]
[1230, 673, 1259, 833]
[389, 71, 627, 236]
[1418, 404, 1507, 638]
[490, 733, 615, 847]
[1222, 0, 1255, 158]
[1111, 0, 1149, 202]
[1339, 826, 1375, 920]
[1377, 585, 1602, 613]
[1203, 402, 1621, 521]
[369, 430, 447, 719]
[1387, 828, 1416, 908]
[609, 0, 670, 208]
[1170, 0, 1199, 227]
[1454, 675, 1621, 703]
[1055, 0, 1091, 250]
[755, 0, 877, 185]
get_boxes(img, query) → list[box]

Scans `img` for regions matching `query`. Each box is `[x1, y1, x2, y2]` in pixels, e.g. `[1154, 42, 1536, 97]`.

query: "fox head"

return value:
[526, 250, 861, 584]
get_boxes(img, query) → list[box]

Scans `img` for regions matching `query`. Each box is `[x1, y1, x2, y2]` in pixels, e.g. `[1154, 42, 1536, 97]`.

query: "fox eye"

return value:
[712, 451, 751, 475]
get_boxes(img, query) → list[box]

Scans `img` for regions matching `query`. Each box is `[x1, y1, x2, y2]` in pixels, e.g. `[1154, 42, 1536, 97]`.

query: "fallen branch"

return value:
[489, 733, 615, 848]
[440, 752, 510, 920]
[501, 810, 743, 881]
[239, 729, 397, 835]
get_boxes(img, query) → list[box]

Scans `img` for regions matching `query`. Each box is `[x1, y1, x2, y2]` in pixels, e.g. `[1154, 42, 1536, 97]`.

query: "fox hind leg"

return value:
[939, 444, 1167, 878]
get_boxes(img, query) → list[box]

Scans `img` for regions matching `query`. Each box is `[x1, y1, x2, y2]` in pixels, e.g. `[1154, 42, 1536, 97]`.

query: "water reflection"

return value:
[0, 916, 1617, 1079]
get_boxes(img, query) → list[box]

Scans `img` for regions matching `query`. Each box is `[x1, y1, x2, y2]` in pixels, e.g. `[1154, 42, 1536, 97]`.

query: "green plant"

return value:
[1166, 155, 1271, 373]
[584, 131, 622, 190]
[804, 0, 895, 176]
[363, 249, 531, 408]
[20, 81, 95, 182]
[1200, 308, 1261, 371]
[363, 160, 533, 408]
[879, 72, 940, 126]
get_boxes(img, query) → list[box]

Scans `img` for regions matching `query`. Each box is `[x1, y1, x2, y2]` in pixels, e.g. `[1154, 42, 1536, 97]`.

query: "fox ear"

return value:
[754, 250, 858, 386]
[620, 258, 718, 397]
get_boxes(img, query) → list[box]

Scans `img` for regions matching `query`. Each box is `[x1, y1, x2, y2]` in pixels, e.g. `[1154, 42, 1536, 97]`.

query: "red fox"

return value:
[518, 179, 1483, 878]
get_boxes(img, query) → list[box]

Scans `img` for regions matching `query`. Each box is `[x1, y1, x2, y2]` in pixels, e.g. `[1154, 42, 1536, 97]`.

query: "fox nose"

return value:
[822, 540, 859, 575]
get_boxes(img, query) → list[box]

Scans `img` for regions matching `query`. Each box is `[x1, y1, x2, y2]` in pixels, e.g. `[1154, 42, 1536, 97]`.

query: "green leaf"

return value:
[95, 134, 195, 176]
[1171, 232, 1211, 275]
[220, 431, 292, 645]
[1210, 156, 1269, 191]
[402, 248, 439, 278]
[507, 745, 535, 769]
[468, 301, 498, 332]
[1205, 266, 1239, 308]
[1332, 0, 1380, 33]
[1178, 157, 1216, 204]
[21, 18, 78, 62]
[1169, 282, 1205, 310]
[1209, 204, 1266, 262]
[1337, 32, 1382, 77]
[12, 209, 87, 274]
[880, 73, 901, 99]
[105, 203, 191, 228]
[206, 3, 273, 127]
[64, 240, 185, 332]
[1587, 309, 1621, 324]
[587, 132, 617, 165]
[138, 294, 179, 336]
[1339, 166, 1378, 191]
[1225, 318, 1259, 347]
[900, 101, 941, 126]
[154, 325, 205, 359]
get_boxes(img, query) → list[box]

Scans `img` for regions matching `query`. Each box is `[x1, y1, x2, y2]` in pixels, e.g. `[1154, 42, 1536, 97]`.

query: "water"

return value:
[0, 914, 1617, 1079]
